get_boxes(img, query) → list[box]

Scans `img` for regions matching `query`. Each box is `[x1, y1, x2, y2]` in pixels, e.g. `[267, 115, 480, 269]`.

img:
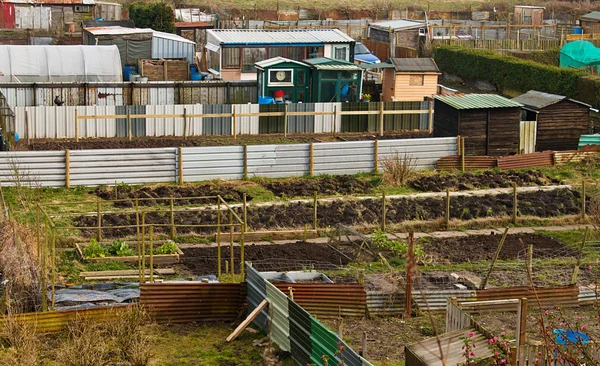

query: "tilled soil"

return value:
[262, 175, 375, 198]
[408, 170, 561, 192]
[180, 242, 354, 275]
[17, 132, 430, 151]
[94, 183, 249, 208]
[74, 188, 585, 238]
[422, 233, 578, 263]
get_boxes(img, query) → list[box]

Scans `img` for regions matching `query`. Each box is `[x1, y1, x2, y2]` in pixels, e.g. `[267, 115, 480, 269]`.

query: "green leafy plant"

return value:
[371, 229, 425, 259]
[154, 241, 179, 255]
[107, 240, 134, 257]
[83, 239, 106, 258]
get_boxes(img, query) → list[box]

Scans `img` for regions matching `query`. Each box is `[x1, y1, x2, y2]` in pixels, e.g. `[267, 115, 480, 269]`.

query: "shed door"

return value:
[0, 3, 15, 29]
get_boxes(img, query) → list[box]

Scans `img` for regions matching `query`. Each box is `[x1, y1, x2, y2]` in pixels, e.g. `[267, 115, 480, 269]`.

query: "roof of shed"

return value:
[207, 29, 353, 45]
[390, 58, 440, 72]
[175, 22, 213, 29]
[303, 57, 363, 70]
[581, 11, 600, 21]
[84, 26, 194, 44]
[435, 94, 523, 110]
[369, 19, 426, 31]
[512, 90, 590, 110]
[255, 57, 307, 69]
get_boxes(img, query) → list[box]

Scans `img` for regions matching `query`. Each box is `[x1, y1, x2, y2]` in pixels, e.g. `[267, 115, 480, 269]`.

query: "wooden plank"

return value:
[226, 299, 268, 342]
[80, 268, 175, 277]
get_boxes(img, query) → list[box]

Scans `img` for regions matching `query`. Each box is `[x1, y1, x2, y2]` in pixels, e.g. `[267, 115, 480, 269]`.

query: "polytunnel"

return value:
[0, 45, 123, 83]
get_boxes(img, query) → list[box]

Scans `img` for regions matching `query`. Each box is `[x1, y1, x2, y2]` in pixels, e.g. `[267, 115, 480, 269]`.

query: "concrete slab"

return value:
[306, 237, 331, 244]
[429, 231, 469, 238]
[391, 233, 409, 240]
[464, 229, 504, 236]
[504, 227, 536, 234]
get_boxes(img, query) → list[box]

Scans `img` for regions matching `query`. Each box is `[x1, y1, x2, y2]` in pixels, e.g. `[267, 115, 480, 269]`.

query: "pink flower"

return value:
[468, 331, 475, 338]
[500, 332, 506, 337]
[545, 310, 550, 315]
[488, 339, 495, 344]
[494, 352, 499, 357]
[500, 359, 507, 364]
[470, 352, 475, 357]
[588, 265, 593, 270]
[581, 325, 588, 331]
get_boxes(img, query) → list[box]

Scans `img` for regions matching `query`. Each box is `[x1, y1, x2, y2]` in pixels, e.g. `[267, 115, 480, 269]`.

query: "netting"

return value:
[559, 40, 600, 72]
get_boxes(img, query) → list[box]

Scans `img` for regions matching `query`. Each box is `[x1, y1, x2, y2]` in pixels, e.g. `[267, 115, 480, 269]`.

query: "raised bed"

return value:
[75, 240, 184, 265]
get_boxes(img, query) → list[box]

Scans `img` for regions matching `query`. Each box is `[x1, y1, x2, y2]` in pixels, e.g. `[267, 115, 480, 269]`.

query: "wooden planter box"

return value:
[75, 241, 184, 265]
[138, 58, 190, 81]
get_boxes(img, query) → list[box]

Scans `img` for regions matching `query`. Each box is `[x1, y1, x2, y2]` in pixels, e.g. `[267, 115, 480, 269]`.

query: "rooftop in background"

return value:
[513, 5, 545, 9]
[175, 22, 213, 29]
[82, 20, 134, 28]
[12, 0, 94, 3]
[369, 19, 426, 31]
[581, 11, 600, 21]
[435, 94, 523, 110]
[303, 57, 363, 71]
[254, 57, 306, 69]
[390, 58, 440, 73]
[84, 26, 195, 44]
[512, 90, 590, 110]
[207, 29, 354, 45]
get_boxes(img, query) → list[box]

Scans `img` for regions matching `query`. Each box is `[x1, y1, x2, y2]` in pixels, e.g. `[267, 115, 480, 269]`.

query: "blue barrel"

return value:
[258, 96, 275, 104]
[123, 65, 137, 81]
[190, 65, 198, 73]
[94, 17, 103, 21]
[190, 72, 202, 81]
[573, 26, 583, 34]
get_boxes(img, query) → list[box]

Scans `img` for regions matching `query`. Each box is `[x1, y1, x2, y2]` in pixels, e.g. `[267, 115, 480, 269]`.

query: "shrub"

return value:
[154, 240, 179, 255]
[129, 2, 175, 33]
[57, 316, 111, 366]
[107, 240, 134, 257]
[381, 152, 416, 186]
[83, 239, 106, 258]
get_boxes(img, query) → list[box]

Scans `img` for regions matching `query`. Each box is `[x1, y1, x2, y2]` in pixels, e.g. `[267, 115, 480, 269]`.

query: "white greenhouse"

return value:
[0, 45, 123, 83]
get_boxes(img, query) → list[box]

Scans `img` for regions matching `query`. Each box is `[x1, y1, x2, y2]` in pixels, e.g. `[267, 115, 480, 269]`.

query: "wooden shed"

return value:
[433, 94, 523, 156]
[381, 58, 440, 102]
[512, 90, 590, 151]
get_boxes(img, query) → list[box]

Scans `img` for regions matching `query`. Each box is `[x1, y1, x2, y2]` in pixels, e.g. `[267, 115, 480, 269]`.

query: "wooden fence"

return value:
[432, 38, 562, 52]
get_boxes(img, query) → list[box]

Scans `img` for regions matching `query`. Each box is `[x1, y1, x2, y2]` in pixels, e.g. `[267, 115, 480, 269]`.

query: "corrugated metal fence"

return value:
[0, 137, 457, 187]
[14, 101, 432, 140]
[246, 263, 373, 366]
[274, 283, 366, 317]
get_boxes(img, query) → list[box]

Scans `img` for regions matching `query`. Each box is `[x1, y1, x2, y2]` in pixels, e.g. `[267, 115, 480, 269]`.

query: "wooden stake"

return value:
[217, 199, 221, 278]
[461, 138, 465, 171]
[378, 101, 384, 137]
[240, 223, 245, 280]
[582, 180, 586, 219]
[512, 182, 518, 225]
[75, 109, 79, 142]
[571, 227, 589, 285]
[337, 318, 344, 337]
[405, 232, 414, 317]
[445, 188, 450, 229]
[178, 147, 184, 184]
[309, 142, 314, 176]
[361, 332, 368, 358]
[141, 212, 146, 284]
[51, 226, 56, 310]
[149, 225, 154, 283]
[527, 244, 533, 276]
[457, 135, 461, 155]
[243, 193, 248, 229]
[127, 109, 132, 141]
[516, 298, 528, 348]
[374, 139, 379, 173]
[226, 299, 268, 342]
[313, 191, 318, 229]
[229, 210, 234, 280]
[65, 149, 70, 188]
[170, 196, 175, 240]
[233, 105, 237, 139]
[480, 227, 509, 289]
[381, 191, 386, 231]
[428, 100, 433, 134]
[96, 201, 102, 242]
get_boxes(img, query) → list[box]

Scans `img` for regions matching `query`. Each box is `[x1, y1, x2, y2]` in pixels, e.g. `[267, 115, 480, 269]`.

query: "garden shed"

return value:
[381, 58, 440, 102]
[433, 94, 522, 156]
[512, 90, 590, 151]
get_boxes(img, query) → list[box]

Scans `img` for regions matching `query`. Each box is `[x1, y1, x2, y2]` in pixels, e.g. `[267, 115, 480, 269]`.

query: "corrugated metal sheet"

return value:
[69, 148, 177, 186]
[554, 150, 597, 165]
[116, 105, 145, 137]
[378, 137, 458, 170]
[152, 31, 195, 63]
[234, 103, 259, 135]
[266, 281, 291, 351]
[512, 90, 566, 110]
[413, 289, 476, 312]
[313, 102, 340, 133]
[181, 145, 244, 181]
[146, 104, 191, 137]
[520, 120, 537, 154]
[578, 285, 599, 306]
[208, 29, 353, 45]
[14, 5, 51, 30]
[246, 144, 309, 178]
[496, 150, 553, 170]
[313, 141, 375, 175]
[435, 94, 523, 110]
[475, 286, 579, 309]
[0, 305, 132, 334]
[140, 283, 246, 323]
[579, 134, 600, 149]
[274, 283, 366, 317]
[202, 104, 232, 135]
[288, 103, 315, 133]
[436, 155, 498, 171]
[366, 291, 405, 315]
[0, 150, 65, 187]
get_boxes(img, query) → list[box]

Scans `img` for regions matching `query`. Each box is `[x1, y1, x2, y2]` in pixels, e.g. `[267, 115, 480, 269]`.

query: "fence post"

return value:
[127, 109, 132, 141]
[527, 244, 533, 275]
[571, 226, 589, 285]
[361, 332, 368, 358]
[240, 222, 245, 280]
[217, 198, 221, 279]
[141, 212, 146, 284]
[461, 138, 465, 171]
[65, 149, 70, 188]
[170, 196, 175, 240]
[283, 103, 288, 138]
[233, 105, 237, 140]
[445, 188, 451, 229]
[313, 191, 318, 229]
[381, 191, 386, 231]
[178, 147, 184, 184]
[428, 100, 433, 134]
[516, 298, 528, 354]
[457, 135, 461, 155]
[183, 107, 188, 140]
[582, 180, 586, 220]
[309, 142, 314, 176]
[333, 106, 337, 137]
[229, 210, 234, 281]
[243, 145, 248, 180]
[149, 225, 154, 283]
[243, 193, 248, 229]
[512, 183, 518, 225]
[96, 201, 102, 242]
[74, 109, 79, 142]
[378, 101, 384, 137]
[373, 140, 379, 173]
[405, 232, 414, 317]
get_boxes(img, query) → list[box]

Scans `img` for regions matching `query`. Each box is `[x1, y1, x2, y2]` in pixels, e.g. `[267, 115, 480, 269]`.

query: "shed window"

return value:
[334, 47, 347, 60]
[208, 49, 220, 72]
[222, 48, 240, 69]
[288, 47, 304, 61]
[268, 47, 286, 58]
[308, 46, 324, 59]
[75, 5, 90, 12]
[243, 48, 266, 72]
[409, 74, 424, 86]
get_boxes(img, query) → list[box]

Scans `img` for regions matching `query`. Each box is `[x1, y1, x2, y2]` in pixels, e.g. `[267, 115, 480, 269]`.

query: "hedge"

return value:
[433, 46, 600, 108]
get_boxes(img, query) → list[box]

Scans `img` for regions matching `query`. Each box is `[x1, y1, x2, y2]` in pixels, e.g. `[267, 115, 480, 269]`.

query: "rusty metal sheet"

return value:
[554, 150, 597, 165]
[274, 283, 366, 317]
[140, 283, 246, 323]
[436, 155, 497, 171]
[497, 151, 553, 170]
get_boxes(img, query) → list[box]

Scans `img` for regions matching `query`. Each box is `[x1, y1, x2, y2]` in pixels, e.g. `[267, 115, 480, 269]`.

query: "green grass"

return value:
[57, 250, 135, 284]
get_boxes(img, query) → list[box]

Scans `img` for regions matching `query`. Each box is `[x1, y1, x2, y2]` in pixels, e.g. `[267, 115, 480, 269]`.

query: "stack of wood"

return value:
[138, 58, 190, 81]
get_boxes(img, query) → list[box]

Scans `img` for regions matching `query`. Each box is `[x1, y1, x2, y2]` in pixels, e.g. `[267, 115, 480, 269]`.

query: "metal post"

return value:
[149, 225, 154, 283]
[170, 196, 175, 240]
[229, 210, 234, 281]
[217, 198, 222, 278]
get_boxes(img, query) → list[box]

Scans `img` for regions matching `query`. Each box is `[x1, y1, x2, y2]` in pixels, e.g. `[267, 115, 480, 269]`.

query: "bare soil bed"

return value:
[408, 170, 561, 192]
[262, 175, 375, 198]
[180, 242, 355, 274]
[18, 132, 430, 151]
[422, 233, 578, 263]
[74, 188, 584, 238]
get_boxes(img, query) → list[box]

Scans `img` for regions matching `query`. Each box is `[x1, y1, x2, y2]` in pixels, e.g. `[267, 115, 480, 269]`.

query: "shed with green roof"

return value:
[433, 94, 523, 156]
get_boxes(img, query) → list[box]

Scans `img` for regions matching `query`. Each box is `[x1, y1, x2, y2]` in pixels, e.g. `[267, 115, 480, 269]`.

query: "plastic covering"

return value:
[0, 45, 123, 83]
[559, 40, 600, 72]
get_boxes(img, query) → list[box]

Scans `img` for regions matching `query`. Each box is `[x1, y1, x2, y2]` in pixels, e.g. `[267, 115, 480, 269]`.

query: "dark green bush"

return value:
[129, 2, 175, 33]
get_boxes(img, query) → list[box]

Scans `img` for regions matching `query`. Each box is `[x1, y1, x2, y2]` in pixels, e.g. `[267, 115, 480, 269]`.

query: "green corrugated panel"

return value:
[310, 317, 342, 366]
[579, 134, 600, 149]
[435, 94, 523, 110]
[266, 281, 291, 352]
